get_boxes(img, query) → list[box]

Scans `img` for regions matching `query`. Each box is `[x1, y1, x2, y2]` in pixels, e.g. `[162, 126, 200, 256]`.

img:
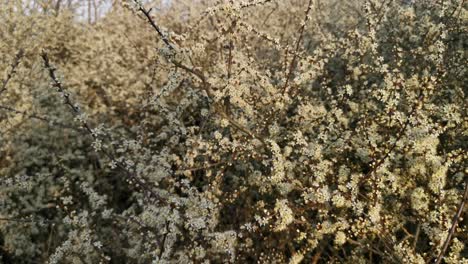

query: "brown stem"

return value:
[434, 181, 468, 264]
[281, 0, 314, 95]
[0, 49, 24, 96]
[413, 223, 420, 250]
[137, 5, 174, 50]
[136, 5, 267, 148]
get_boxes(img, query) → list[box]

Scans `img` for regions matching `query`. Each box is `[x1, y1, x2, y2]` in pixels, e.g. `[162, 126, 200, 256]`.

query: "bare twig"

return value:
[0, 49, 24, 96]
[434, 181, 468, 264]
[137, 5, 174, 50]
[413, 223, 420, 250]
[281, 0, 314, 95]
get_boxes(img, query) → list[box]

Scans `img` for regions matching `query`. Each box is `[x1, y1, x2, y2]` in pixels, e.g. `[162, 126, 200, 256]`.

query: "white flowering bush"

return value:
[1, 0, 467, 263]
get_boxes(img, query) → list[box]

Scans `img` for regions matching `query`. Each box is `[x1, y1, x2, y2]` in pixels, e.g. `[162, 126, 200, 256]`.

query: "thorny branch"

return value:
[0, 49, 24, 96]
[434, 181, 468, 264]
[136, 3, 268, 148]
[281, 0, 314, 95]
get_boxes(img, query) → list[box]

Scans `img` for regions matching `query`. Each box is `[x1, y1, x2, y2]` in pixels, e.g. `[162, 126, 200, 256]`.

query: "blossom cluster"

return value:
[0, 0, 466, 263]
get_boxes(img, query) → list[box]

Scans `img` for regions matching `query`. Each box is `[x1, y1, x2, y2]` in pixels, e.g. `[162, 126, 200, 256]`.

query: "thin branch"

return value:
[0, 49, 24, 96]
[311, 248, 323, 264]
[281, 0, 314, 95]
[135, 6, 267, 147]
[413, 223, 420, 250]
[137, 5, 174, 50]
[434, 181, 468, 264]
[158, 220, 170, 260]
[0, 104, 82, 132]
[359, 90, 425, 187]
[347, 239, 386, 257]
[40, 52, 166, 205]
[261, 3, 278, 26]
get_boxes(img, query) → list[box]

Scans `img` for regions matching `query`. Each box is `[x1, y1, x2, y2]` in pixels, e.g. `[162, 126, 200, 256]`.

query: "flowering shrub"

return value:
[0, 0, 467, 263]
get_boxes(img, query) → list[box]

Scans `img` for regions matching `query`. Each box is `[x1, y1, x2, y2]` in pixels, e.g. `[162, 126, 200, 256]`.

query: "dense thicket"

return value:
[0, 0, 467, 263]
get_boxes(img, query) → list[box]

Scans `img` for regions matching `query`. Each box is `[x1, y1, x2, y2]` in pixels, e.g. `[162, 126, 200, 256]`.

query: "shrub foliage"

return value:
[0, 0, 467, 263]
